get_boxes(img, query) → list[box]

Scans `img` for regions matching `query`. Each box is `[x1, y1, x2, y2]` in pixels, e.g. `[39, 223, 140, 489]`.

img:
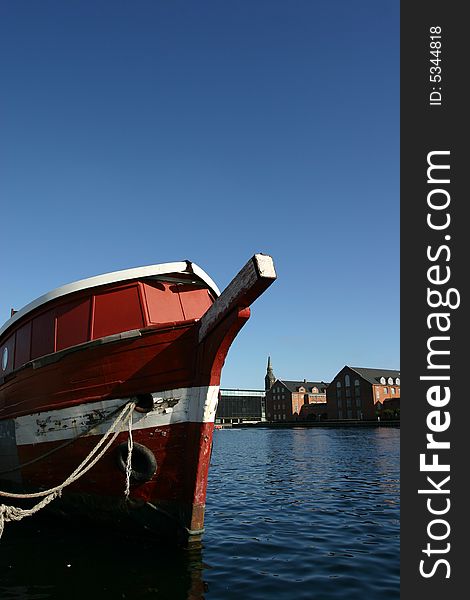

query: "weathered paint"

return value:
[14, 385, 218, 445]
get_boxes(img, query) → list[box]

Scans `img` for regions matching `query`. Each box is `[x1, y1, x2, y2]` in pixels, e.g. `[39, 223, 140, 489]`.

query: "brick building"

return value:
[327, 366, 400, 420]
[266, 379, 328, 422]
[298, 400, 329, 421]
[264, 357, 327, 422]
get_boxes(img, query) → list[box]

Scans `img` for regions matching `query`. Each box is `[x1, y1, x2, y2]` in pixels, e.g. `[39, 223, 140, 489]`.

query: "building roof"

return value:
[348, 366, 400, 385]
[220, 389, 265, 397]
[276, 379, 328, 393]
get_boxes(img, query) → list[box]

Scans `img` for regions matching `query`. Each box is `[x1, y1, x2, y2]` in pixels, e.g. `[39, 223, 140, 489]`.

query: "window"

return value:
[380, 377, 386, 384]
[345, 374, 350, 387]
[384, 387, 388, 394]
[355, 397, 361, 407]
[396, 378, 400, 385]
[391, 387, 395, 394]
[388, 377, 393, 385]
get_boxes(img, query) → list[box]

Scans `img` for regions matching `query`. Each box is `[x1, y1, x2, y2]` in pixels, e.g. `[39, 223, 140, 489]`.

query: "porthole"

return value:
[1, 347, 8, 371]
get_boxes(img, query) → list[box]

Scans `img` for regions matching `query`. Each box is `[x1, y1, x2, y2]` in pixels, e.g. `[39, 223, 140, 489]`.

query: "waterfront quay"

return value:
[231, 419, 399, 429]
[217, 358, 400, 426]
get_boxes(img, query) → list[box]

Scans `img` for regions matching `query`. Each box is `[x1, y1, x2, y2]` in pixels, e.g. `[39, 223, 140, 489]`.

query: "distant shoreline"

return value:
[221, 420, 400, 430]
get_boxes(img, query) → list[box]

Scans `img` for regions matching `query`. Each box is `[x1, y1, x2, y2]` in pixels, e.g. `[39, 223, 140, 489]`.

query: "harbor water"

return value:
[0, 426, 399, 599]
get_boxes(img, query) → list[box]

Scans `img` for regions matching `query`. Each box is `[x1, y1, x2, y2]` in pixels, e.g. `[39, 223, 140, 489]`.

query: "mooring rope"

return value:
[0, 400, 136, 538]
[124, 413, 134, 500]
[0, 403, 132, 476]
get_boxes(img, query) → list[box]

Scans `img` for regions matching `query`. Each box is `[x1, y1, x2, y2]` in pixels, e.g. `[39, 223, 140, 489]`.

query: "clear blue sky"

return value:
[0, 0, 399, 388]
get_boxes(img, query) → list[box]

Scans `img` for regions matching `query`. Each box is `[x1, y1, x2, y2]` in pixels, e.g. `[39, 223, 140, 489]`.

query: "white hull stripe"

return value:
[14, 385, 219, 446]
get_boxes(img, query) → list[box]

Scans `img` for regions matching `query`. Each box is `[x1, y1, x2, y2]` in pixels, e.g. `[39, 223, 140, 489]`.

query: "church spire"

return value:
[265, 355, 275, 391]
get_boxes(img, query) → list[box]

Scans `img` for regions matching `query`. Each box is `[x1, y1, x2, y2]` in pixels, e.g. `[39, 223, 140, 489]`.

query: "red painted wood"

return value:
[17, 420, 215, 511]
[1, 279, 217, 377]
[177, 285, 213, 321]
[197, 306, 251, 387]
[13, 321, 31, 369]
[0, 323, 197, 418]
[143, 282, 185, 324]
[92, 286, 144, 339]
[31, 310, 55, 359]
[0, 304, 250, 419]
[56, 298, 91, 351]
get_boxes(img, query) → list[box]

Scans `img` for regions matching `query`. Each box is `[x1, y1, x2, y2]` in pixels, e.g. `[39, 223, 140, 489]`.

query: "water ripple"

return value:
[202, 427, 399, 599]
[0, 427, 399, 599]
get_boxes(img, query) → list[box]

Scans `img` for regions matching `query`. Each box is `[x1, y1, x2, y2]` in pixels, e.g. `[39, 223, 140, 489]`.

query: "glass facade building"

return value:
[216, 389, 266, 424]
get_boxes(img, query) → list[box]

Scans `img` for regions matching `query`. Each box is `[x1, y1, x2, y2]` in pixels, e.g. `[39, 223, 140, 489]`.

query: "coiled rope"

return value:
[0, 400, 135, 539]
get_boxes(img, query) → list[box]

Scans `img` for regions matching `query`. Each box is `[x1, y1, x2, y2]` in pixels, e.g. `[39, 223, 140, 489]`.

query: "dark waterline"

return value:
[0, 427, 399, 599]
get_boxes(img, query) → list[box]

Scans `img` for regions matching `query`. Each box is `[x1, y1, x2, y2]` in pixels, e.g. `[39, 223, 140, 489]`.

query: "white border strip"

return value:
[14, 386, 219, 446]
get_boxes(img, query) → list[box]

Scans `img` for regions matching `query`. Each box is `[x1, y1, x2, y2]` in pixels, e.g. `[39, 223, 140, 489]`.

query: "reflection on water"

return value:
[0, 520, 206, 599]
[0, 427, 399, 599]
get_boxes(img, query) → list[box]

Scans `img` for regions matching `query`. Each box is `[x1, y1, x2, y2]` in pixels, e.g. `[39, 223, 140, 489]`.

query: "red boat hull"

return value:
[0, 255, 276, 543]
[0, 309, 249, 542]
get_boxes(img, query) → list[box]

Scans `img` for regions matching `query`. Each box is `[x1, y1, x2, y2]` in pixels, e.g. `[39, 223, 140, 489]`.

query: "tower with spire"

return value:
[265, 356, 276, 391]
